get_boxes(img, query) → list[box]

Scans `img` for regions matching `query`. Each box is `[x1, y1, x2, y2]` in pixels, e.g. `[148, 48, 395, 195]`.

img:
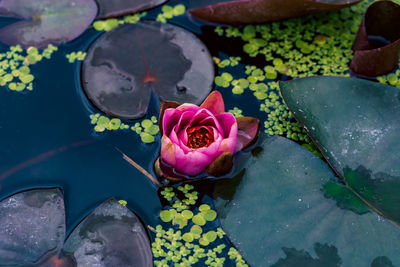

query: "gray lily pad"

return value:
[63, 199, 153, 266]
[280, 76, 400, 224]
[0, 0, 98, 48]
[0, 189, 65, 266]
[95, 0, 167, 19]
[214, 136, 400, 266]
[82, 21, 214, 119]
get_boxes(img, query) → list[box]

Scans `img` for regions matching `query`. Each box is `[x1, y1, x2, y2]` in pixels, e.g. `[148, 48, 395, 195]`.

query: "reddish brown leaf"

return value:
[350, 0, 400, 76]
[189, 0, 362, 25]
[236, 117, 260, 152]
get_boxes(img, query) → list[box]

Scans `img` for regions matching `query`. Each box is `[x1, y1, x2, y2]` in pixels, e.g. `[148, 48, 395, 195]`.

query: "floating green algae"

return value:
[213, 56, 241, 68]
[151, 185, 248, 267]
[377, 60, 400, 89]
[212, 2, 370, 151]
[156, 4, 186, 23]
[89, 113, 159, 144]
[228, 107, 243, 118]
[93, 12, 147, 32]
[66, 51, 86, 63]
[0, 45, 57, 92]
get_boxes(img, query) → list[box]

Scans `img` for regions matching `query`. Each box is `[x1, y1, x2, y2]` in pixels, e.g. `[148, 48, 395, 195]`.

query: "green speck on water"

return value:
[93, 12, 147, 32]
[156, 4, 186, 23]
[140, 132, 155, 143]
[118, 200, 127, 206]
[1, 44, 56, 92]
[192, 213, 206, 226]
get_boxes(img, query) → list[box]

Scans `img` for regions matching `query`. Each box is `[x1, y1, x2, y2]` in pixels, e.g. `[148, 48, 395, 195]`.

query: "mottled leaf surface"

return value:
[63, 199, 153, 266]
[214, 136, 400, 266]
[95, 0, 167, 19]
[189, 0, 362, 25]
[0, 189, 65, 266]
[0, 0, 97, 48]
[280, 76, 400, 223]
[82, 21, 214, 119]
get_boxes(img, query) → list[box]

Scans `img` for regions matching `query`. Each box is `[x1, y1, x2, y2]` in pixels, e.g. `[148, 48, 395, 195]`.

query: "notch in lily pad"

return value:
[82, 21, 214, 119]
[0, 0, 98, 48]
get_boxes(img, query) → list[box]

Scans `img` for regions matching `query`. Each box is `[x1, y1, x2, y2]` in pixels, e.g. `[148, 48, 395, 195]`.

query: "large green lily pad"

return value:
[214, 136, 400, 266]
[280, 76, 400, 223]
[0, 0, 97, 48]
[82, 21, 214, 119]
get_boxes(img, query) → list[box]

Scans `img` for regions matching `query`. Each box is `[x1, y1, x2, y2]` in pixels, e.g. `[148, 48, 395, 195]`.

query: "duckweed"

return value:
[118, 199, 127, 206]
[93, 12, 147, 32]
[89, 113, 159, 143]
[151, 186, 248, 266]
[377, 60, 400, 88]
[213, 3, 370, 152]
[156, 4, 186, 23]
[66, 51, 86, 63]
[228, 107, 243, 118]
[213, 56, 241, 68]
[0, 45, 57, 92]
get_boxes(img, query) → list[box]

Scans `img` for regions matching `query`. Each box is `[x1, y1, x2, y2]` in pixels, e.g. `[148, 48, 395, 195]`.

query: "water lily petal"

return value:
[177, 103, 201, 113]
[235, 116, 260, 152]
[159, 101, 180, 135]
[200, 90, 225, 115]
[216, 112, 238, 139]
[161, 135, 176, 167]
[162, 108, 183, 136]
[174, 146, 214, 176]
[189, 108, 224, 134]
[173, 110, 197, 135]
[177, 126, 223, 154]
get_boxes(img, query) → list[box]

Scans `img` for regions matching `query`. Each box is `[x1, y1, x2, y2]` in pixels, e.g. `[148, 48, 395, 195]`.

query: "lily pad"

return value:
[82, 21, 214, 119]
[280, 76, 400, 223]
[95, 0, 168, 19]
[63, 199, 153, 266]
[214, 136, 400, 266]
[350, 0, 400, 76]
[0, 0, 98, 48]
[0, 189, 152, 266]
[0, 189, 65, 266]
[189, 0, 362, 25]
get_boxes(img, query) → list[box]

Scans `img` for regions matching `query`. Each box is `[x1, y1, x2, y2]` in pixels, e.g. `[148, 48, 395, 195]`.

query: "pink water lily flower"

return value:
[155, 91, 259, 180]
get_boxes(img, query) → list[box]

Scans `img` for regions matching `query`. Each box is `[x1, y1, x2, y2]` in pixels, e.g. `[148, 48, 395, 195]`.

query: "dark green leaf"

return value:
[214, 136, 400, 266]
[280, 76, 400, 223]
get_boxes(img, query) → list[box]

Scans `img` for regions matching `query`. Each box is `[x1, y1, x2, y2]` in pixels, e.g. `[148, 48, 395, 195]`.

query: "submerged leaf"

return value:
[95, 0, 167, 19]
[350, 0, 400, 76]
[0, 189, 65, 266]
[280, 76, 400, 223]
[214, 136, 400, 266]
[63, 199, 153, 266]
[0, 0, 97, 48]
[82, 21, 214, 119]
[189, 0, 362, 25]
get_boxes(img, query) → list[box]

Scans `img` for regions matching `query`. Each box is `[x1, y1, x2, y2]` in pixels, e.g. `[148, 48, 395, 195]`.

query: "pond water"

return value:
[0, 0, 399, 266]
